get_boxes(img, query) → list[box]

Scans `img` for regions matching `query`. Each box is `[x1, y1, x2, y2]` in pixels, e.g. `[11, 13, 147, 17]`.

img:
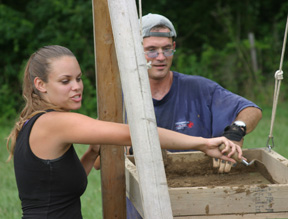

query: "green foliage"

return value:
[143, 0, 288, 105]
[0, 0, 96, 120]
[1, 1, 288, 217]
[0, 84, 19, 123]
[1, 0, 288, 121]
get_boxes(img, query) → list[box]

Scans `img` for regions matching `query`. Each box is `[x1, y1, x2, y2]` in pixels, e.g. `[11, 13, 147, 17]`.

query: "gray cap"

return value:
[141, 13, 177, 38]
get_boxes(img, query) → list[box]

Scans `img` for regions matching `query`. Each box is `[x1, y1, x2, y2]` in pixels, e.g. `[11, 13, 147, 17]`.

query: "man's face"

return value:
[143, 29, 176, 81]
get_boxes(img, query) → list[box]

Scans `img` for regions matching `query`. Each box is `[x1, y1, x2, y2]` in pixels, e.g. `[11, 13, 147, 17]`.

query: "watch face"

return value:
[234, 121, 246, 127]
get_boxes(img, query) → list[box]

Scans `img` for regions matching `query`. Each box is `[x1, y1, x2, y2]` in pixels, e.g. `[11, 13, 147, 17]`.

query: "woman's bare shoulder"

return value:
[33, 111, 93, 134]
[40, 111, 92, 122]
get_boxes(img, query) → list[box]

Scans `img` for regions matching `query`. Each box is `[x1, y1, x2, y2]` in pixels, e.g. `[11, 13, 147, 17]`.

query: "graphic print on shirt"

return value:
[175, 121, 194, 130]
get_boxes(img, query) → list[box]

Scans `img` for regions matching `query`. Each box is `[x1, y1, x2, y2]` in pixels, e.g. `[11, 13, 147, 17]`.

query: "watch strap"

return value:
[223, 124, 246, 141]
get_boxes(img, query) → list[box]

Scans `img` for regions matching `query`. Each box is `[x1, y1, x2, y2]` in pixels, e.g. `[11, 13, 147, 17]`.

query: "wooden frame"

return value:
[126, 148, 288, 218]
[92, 0, 126, 217]
[93, 0, 173, 217]
[107, 0, 173, 218]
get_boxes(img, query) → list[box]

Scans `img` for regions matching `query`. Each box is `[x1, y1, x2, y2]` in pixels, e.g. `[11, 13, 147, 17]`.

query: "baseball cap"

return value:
[141, 13, 177, 38]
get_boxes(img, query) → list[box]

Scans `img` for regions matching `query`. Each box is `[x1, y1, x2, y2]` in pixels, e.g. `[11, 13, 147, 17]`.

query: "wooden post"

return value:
[92, 0, 126, 218]
[108, 0, 173, 218]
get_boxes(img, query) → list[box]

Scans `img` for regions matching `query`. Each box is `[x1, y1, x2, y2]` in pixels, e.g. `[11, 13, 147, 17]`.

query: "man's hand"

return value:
[213, 158, 233, 173]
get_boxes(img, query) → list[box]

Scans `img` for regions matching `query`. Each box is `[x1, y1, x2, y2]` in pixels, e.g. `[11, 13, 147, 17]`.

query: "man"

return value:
[126, 13, 262, 218]
[92, 13, 261, 218]
[138, 13, 261, 168]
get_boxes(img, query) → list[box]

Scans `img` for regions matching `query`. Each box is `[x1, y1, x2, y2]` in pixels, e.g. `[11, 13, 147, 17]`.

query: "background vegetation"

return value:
[1, 0, 288, 122]
[1, 0, 288, 218]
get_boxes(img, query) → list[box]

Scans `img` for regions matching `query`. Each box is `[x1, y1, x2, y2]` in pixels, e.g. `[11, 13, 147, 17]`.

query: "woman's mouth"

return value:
[71, 94, 82, 102]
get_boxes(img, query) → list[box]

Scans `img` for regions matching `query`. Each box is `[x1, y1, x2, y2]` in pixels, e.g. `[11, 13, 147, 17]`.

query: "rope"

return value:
[266, 15, 288, 151]
[138, 0, 152, 69]
[138, 0, 142, 38]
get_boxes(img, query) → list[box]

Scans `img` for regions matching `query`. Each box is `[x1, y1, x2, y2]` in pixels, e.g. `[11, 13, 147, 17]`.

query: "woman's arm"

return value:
[39, 111, 243, 162]
[157, 128, 242, 163]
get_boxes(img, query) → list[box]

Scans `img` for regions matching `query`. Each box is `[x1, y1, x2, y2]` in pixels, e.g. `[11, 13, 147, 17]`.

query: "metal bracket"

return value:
[266, 136, 274, 152]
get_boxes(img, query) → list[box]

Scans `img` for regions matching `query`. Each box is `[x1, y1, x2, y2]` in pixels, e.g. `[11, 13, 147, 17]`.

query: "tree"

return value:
[1, 0, 288, 122]
[0, 0, 96, 122]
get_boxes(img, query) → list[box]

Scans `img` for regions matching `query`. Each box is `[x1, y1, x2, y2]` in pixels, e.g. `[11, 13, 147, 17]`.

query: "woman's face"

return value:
[41, 56, 84, 111]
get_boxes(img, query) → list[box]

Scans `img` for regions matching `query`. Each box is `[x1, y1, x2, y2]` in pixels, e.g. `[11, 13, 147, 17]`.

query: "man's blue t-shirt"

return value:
[127, 71, 260, 218]
[153, 71, 260, 152]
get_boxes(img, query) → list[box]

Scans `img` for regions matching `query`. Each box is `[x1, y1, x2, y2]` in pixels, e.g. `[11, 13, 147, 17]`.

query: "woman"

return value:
[6, 45, 243, 218]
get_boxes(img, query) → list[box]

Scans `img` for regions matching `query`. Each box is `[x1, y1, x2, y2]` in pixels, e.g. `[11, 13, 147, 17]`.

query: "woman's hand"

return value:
[81, 144, 101, 175]
[90, 144, 100, 156]
[202, 137, 244, 163]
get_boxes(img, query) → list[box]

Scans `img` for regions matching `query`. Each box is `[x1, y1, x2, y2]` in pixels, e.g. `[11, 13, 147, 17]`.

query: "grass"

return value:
[76, 146, 103, 219]
[244, 102, 288, 156]
[0, 102, 287, 218]
[0, 123, 21, 218]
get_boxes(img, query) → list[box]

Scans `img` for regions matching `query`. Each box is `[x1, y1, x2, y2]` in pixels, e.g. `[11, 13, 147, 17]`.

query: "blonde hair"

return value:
[6, 45, 75, 161]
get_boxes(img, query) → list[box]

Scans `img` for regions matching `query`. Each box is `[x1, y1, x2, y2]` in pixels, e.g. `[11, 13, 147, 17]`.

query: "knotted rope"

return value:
[266, 15, 288, 151]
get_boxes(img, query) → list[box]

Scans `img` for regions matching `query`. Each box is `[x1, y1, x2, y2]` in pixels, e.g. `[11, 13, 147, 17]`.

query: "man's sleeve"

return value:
[210, 84, 260, 137]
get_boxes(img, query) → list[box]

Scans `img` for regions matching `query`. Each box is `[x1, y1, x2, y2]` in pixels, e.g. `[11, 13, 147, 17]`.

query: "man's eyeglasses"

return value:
[144, 49, 176, 58]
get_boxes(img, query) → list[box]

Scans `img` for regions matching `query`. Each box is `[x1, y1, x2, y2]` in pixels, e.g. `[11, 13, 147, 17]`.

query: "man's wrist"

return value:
[223, 121, 246, 141]
[233, 121, 246, 133]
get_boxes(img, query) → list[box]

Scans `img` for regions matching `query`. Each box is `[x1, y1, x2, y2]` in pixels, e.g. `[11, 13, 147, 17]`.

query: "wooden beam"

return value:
[108, 0, 173, 218]
[92, 0, 126, 218]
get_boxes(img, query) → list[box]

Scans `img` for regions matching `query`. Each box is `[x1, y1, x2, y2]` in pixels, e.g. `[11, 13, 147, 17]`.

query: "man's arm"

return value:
[221, 107, 262, 147]
[234, 107, 262, 134]
[214, 106, 262, 173]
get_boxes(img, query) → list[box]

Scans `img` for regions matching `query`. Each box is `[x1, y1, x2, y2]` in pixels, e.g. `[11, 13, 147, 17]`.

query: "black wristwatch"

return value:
[223, 120, 246, 141]
[233, 121, 246, 133]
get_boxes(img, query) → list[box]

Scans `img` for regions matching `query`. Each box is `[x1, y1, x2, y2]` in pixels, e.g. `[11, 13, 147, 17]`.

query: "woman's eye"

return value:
[76, 77, 82, 82]
[61, 80, 69, 84]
